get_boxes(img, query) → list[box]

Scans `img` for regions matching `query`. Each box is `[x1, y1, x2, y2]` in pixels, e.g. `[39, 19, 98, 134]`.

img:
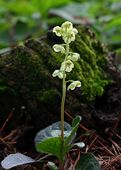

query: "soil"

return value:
[0, 104, 121, 170]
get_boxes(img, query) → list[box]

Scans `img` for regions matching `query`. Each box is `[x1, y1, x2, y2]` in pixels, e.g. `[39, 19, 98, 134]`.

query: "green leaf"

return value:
[35, 122, 72, 161]
[65, 123, 79, 145]
[1, 153, 36, 169]
[72, 116, 81, 127]
[36, 137, 69, 161]
[75, 153, 101, 170]
[35, 122, 72, 144]
[65, 116, 81, 145]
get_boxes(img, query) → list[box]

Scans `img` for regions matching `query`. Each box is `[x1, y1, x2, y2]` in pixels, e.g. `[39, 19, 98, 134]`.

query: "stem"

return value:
[59, 161, 64, 170]
[61, 43, 69, 140]
[61, 73, 66, 140]
[60, 43, 69, 170]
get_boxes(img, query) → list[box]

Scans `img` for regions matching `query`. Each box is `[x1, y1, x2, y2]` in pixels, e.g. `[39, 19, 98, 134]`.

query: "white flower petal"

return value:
[67, 53, 80, 61]
[73, 28, 78, 34]
[61, 60, 74, 72]
[53, 21, 78, 44]
[68, 80, 81, 90]
[69, 32, 76, 42]
[53, 26, 61, 36]
[67, 83, 76, 90]
[52, 70, 64, 79]
[75, 80, 81, 87]
[65, 60, 74, 72]
[61, 21, 73, 31]
[52, 70, 60, 77]
[63, 32, 76, 43]
[58, 72, 63, 79]
[72, 53, 80, 61]
[53, 44, 65, 53]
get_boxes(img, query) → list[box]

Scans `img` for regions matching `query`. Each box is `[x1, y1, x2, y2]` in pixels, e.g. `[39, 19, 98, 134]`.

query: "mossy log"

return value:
[0, 26, 121, 131]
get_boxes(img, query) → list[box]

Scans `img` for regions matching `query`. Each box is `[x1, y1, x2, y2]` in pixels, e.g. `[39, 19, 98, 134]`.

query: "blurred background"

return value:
[0, 0, 121, 56]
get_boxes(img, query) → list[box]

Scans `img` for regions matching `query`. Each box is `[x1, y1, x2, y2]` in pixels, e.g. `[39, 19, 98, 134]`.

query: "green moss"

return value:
[37, 88, 59, 106]
[46, 26, 112, 101]
[0, 26, 112, 113]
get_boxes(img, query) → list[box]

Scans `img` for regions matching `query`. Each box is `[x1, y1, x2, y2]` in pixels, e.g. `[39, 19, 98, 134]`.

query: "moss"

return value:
[37, 88, 59, 106]
[0, 26, 113, 129]
[46, 26, 112, 101]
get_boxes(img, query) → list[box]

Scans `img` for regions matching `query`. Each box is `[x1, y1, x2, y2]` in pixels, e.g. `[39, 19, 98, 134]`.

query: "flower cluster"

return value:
[53, 21, 78, 44]
[52, 21, 81, 91]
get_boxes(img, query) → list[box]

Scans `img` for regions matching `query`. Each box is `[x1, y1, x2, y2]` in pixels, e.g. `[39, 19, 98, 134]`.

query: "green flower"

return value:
[61, 21, 73, 33]
[61, 60, 74, 72]
[67, 81, 81, 90]
[67, 53, 80, 61]
[61, 21, 78, 43]
[53, 44, 65, 53]
[52, 70, 65, 79]
[63, 32, 75, 44]
[52, 21, 78, 44]
[53, 26, 61, 36]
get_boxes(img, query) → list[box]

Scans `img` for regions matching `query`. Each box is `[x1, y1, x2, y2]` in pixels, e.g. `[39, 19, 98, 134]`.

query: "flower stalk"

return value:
[52, 21, 81, 142]
[61, 43, 69, 140]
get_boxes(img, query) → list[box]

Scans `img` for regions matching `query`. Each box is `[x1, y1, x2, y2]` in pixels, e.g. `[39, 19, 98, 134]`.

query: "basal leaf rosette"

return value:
[35, 118, 84, 162]
[35, 122, 72, 161]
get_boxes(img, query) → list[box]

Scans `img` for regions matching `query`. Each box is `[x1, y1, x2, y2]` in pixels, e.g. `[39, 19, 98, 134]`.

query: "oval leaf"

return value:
[75, 153, 101, 170]
[35, 121, 72, 144]
[1, 153, 35, 170]
[35, 122, 72, 161]
[36, 136, 70, 161]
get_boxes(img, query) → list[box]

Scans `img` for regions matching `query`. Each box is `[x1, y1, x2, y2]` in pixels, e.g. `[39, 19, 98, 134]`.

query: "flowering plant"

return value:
[33, 21, 83, 169]
[1, 21, 101, 170]
[52, 21, 81, 141]
[34, 21, 83, 169]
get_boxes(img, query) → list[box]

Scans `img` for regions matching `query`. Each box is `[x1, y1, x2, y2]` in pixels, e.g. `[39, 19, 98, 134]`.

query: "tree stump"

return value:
[0, 26, 121, 132]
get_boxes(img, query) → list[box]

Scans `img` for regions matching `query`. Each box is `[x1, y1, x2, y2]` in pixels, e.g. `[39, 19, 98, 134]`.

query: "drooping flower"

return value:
[72, 28, 78, 35]
[67, 80, 81, 90]
[53, 26, 61, 36]
[67, 53, 80, 61]
[63, 32, 75, 44]
[52, 70, 64, 79]
[61, 60, 74, 72]
[53, 44, 65, 53]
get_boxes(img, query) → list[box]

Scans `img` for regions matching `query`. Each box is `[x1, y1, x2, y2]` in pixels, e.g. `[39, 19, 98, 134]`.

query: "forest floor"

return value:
[0, 109, 121, 170]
